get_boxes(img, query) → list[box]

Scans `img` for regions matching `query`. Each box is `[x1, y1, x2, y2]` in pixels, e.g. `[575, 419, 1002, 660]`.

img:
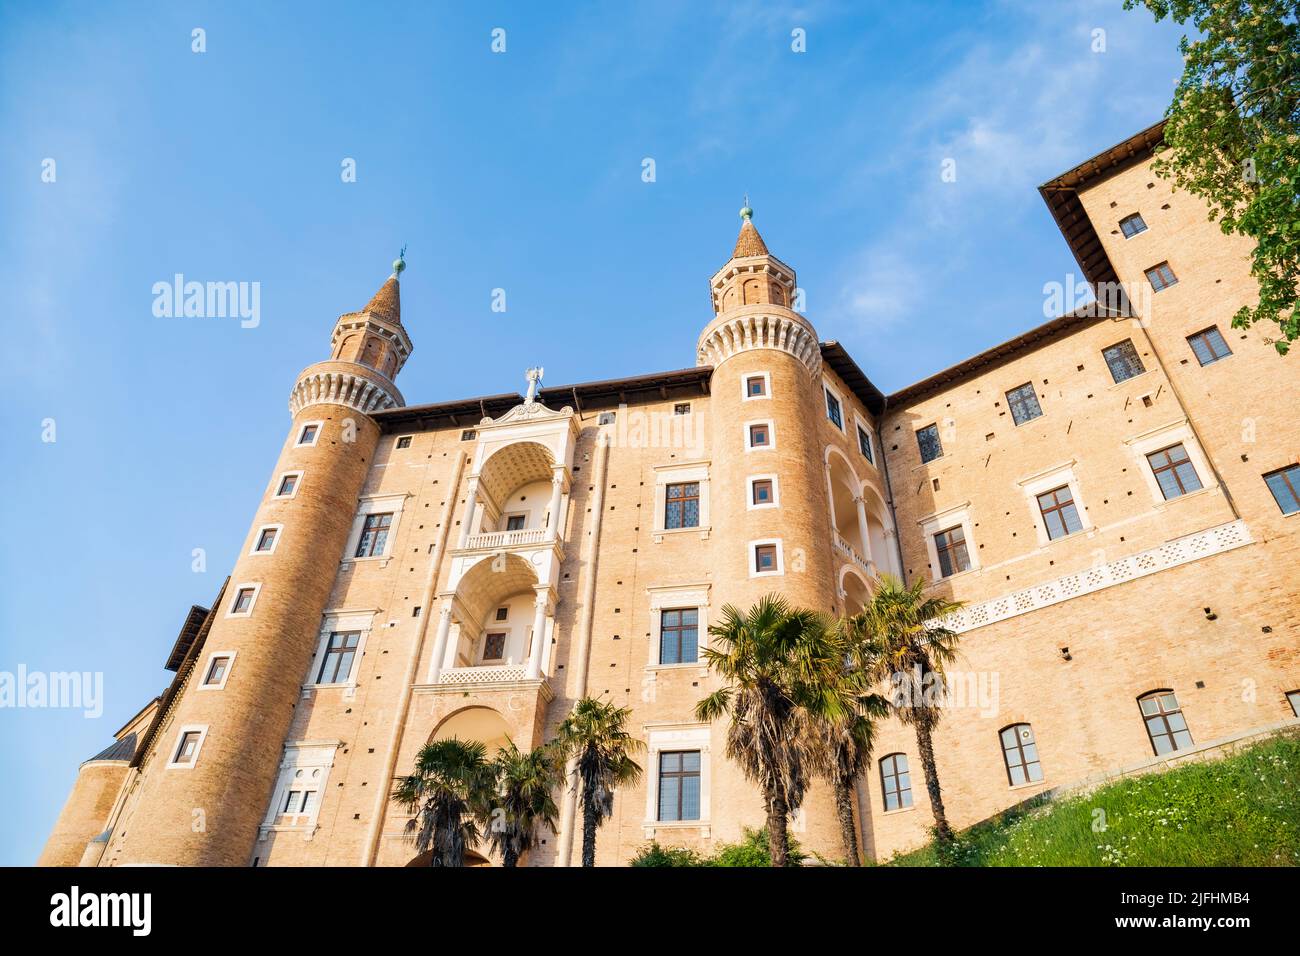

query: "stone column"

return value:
[544, 468, 565, 541]
[854, 494, 873, 565]
[429, 603, 454, 682]
[456, 477, 480, 549]
[526, 588, 549, 679]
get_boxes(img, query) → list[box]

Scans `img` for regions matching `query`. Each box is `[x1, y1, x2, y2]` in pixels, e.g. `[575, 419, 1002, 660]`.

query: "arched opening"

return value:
[826, 449, 870, 568]
[405, 848, 493, 867]
[840, 566, 873, 615]
[862, 484, 899, 578]
[472, 441, 558, 543]
[431, 706, 513, 754]
[440, 554, 542, 673]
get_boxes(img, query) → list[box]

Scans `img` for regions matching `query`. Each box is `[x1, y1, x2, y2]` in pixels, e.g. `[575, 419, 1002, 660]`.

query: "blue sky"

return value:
[0, 1, 1185, 865]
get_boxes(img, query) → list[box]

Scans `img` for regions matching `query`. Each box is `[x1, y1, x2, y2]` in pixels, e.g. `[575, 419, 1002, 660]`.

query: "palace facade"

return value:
[40, 123, 1300, 866]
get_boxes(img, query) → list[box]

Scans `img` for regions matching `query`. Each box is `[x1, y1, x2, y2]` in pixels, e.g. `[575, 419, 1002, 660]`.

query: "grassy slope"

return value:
[887, 732, 1300, 866]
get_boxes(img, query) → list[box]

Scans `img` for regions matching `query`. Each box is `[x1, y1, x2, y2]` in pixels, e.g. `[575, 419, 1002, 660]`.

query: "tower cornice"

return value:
[288, 360, 404, 417]
[696, 304, 821, 376]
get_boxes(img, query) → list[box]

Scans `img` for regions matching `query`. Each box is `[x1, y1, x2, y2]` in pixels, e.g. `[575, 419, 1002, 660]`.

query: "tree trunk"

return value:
[834, 778, 860, 865]
[766, 788, 789, 868]
[581, 796, 598, 867]
[502, 844, 519, 868]
[914, 715, 954, 844]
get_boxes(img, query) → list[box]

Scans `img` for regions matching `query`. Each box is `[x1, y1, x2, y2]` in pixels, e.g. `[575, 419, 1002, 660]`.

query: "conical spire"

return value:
[732, 201, 769, 258]
[363, 275, 401, 325]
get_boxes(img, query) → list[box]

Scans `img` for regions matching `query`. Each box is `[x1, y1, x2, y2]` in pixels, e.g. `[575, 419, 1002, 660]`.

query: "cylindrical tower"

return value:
[697, 208, 845, 857]
[37, 748, 132, 867]
[110, 260, 413, 866]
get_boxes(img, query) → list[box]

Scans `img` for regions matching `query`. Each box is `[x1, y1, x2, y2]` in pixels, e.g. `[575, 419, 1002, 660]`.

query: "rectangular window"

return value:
[231, 587, 256, 615]
[254, 527, 278, 552]
[856, 425, 874, 463]
[395, 435, 412, 449]
[1036, 486, 1083, 540]
[173, 731, 202, 766]
[657, 751, 701, 822]
[460, 429, 477, 441]
[1139, 691, 1193, 755]
[203, 655, 231, 687]
[751, 478, 774, 506]
[276, 473, 299, 497]
[1119, 213, 1147, 238]
[297, 424, 319, 445]
[1102, 339, 1145, 383]
[673, 402, 691, 416]
[1145, 261, 1178, 292]
[748, 423, 770, 448]
[1287, 690, 1300, 718]
[825, 389, 843, 429]
[1263, 464, 1300, 515]
[598, 411, 616, 425]
[659, 608, 699, 665]
[504, 514, 526, 532]
[880, 754, 912, 811]
[1006, 383, 1042, 425]
[281, 789, 318, 818]
[482, 632, 507, 661]
[316, 631, 360, 684]
[495, 606, 509, 622]
[1000, 725, 1044, 786]
[1147, 443, 1203, 500]
[354, 512, 393, 557]
[916, 424, 943, 463]
[745, 375, 767, 398]
[664, 482, 701, 529]
[1187, 326, 1232, 366]
[934, 526, 970, 577]
[754, 543, 778, 573]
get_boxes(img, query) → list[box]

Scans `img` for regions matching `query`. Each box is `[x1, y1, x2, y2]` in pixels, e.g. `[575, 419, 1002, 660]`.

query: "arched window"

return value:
[999, 724, 1043, 786]
[879, 753, 912, 811]
[1138, 690, 1193, 755]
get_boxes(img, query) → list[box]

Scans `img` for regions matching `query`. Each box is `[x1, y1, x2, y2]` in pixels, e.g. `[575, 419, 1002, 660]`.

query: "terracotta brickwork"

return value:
[40, 131, 1300, 866]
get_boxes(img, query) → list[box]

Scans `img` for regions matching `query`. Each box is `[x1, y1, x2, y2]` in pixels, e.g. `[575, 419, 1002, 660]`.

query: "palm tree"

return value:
[481, 740, 562, 867]
[392, 737, 494, 867]
[552, 697, 644, 867]
[694, 595, 857, 867]
[854, 575, 962, 844]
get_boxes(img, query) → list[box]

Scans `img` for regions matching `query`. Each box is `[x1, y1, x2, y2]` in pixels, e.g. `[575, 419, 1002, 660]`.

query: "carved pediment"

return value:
[481, 400, 574, 427]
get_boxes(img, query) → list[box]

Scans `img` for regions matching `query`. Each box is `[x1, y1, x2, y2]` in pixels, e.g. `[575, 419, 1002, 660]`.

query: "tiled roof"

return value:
[732, 219, 770, 258]
[363, 275, 401, 324]
[85, 732, 137, 765]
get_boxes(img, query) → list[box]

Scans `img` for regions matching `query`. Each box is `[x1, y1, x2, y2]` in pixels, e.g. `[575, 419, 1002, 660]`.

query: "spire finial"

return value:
[524, 366, 544, 403]
[739, 195, 753, 221]
[392, 245, 407, 279]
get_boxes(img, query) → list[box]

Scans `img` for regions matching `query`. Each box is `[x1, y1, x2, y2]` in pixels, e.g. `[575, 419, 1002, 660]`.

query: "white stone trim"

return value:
[1016, 459, 1093, 546]
[741, 370, 771, 401]
[744, 418, 776, 452]
[272, 470, 303, 500]
[853, 414, 876, 466]
[748, 538, 784, 578]
[822, 378, 846, 432]
[642, 722, 711, 836]
[918, 502, 979, 577]
[342, 492, 411, 564]
[652, 460, 711, 540]
[304, 609, 377, 697]
[696, 311, 821, 376]
[1124, 419, 1215, 504]
[288, 371, 400, 416]
[226, 582, 262, 618]
[259, 740, 342, 840]
[197, 650, 237, 691]
[248, 523, 284, 556]
[939, 519, 1253, 633]
[295, 420, 324, 447]
[165, 724, 209, 770]
[646, 583, 711, 669]
[747, 473, 780, 511]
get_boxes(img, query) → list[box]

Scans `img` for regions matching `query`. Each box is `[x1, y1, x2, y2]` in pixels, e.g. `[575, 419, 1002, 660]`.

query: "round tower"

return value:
[697, 208, 845, 857]
[110, 258, 412, 866]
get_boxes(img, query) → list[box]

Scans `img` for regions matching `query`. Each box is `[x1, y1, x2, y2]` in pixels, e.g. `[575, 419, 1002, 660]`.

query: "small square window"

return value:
[254, 527, 278, 552]
[1119, 213, 1147, 238]
[203, 655, 232, 687]
[598, 411, 617, 425]
[916, 424, 943, 463]
[275, 473, 299, 497]
[754, 543, 778, 573]
[1145, 261, 1178, 292]
[504, 514, 526, 532]
[173, 730, 203, 766]
[483, 632, 507, 661]
[395, 436, 412, 449]
[460, 429, 477, 441]
[495, 607, 509, 622]
[751, 478, 774, 505]
[1187, 326, 1232, 366]
[824, 389, 843, 429]
[748, 423, 771, 448]
[298, 424, 319, 445]
[231, 587, 257, 615]
[1006, 383, 1042, 425]
[856, 425, 874, 464]
[1102, 339, 1145, 383]
[673, 402, 691, 416]
[1263, 464, 1300, 515]
[745, 375, 767, 398]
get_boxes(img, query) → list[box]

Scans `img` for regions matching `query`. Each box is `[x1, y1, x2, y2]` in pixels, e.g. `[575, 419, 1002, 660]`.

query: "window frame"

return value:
[166, 725, 209, 770]
[916, 423, 943, 463]
[1035, 485, 1084, 541]
[354, 511, 394, 558]
[314, 630, 363, 685]
[663, 481, 701, 530]
[673, 402, 692, 416]
[226, 582, 262, 618]
[1286, 690, 1300, 718]
[879, 753, 913, 812]
[344, 493, 409, 562]
[933, 525, 971, 578]
[652, 461, 711, 539]
[1263, 464, 1300, 516]
[1187, 326, 1232, 366]
[1138, 689, 1194, 756]
[741, 372, 771, 401]
[658, 607, 700, 666]
[481, 631, 508, 663]
[855, 418, 875, 465]
[308, 610, 375, 694]
[823, 381, 845, 431]
[747, 474, 779, 511]
[745, 419, 775, 451]
[656, 750, 702, 823]
[1119, 212, 1148, 238]
[249, 523, 283, 556]
[296, 421, 323, 447]
[642, 723, 711, 831]
[1102, 339, 1146, 384]
[198, 651, 237, 691]
[749, 539, 784, 578]
[1146, 442, 1204, 501]
[1005, 382, 1043, 426]
[999, 723, 1044, 788]
[1144, 261, 1178, 292]
[272, 470, 303, 500]
[646, 584, 710, 670]
[394, 435, 413, 450]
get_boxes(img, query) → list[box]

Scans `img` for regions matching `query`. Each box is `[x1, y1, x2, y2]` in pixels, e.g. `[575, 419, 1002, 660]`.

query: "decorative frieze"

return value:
[288, 368, 402, 416]
[696, 311, 822, 374]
